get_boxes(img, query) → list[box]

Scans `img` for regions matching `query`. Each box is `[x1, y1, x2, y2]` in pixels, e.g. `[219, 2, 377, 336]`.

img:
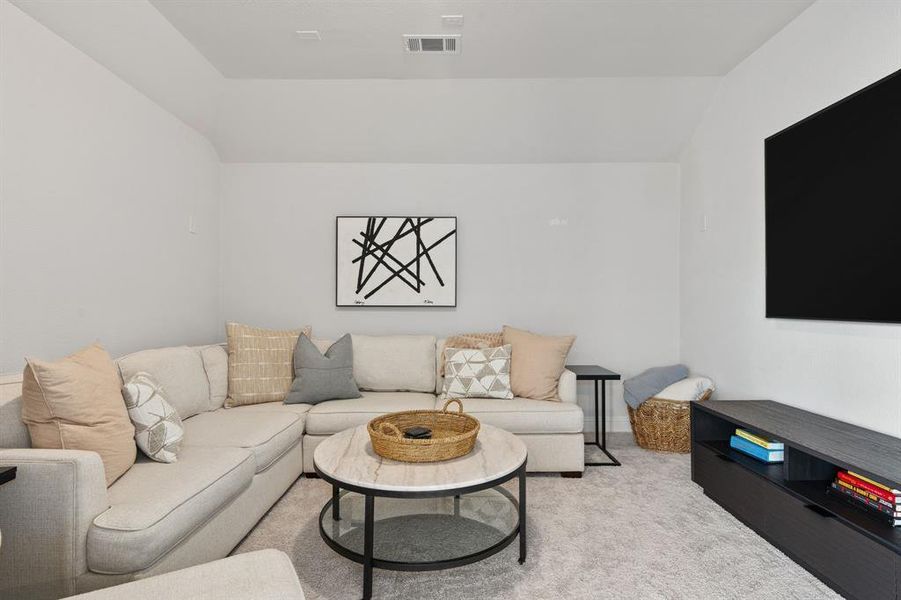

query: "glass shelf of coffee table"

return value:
[319, 486, 520, 568]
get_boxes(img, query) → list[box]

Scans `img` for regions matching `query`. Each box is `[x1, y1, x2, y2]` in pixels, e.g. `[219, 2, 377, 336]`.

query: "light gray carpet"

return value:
[235, 435, 839, 599]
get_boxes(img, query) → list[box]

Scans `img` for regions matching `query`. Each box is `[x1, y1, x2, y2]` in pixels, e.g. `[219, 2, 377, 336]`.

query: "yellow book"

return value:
[848, 471, 901, 495]
[735, 428, 783, 450]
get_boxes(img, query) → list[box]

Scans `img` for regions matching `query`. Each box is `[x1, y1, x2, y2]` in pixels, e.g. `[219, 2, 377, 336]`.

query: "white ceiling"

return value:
[9, 0, 813, 162]
[149, 0, 814, 79]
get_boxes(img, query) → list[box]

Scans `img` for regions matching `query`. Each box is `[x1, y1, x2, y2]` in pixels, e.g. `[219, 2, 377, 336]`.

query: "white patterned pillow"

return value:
[122, 372, 184, 463]
[442, 345, 513, 399]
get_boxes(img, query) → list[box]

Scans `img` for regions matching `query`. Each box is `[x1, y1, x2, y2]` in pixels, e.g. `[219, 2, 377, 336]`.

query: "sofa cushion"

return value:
[200, 344, 228, 410]
[88, 446, 255, 574]
[437, 397, 583, 434]
[69, 550, 305, 600]
[234, 401, 313, 416]
[352, 334, 436, 392]
[182, 408, 303, 473]
[226, 322, 311, 407]
[117, 346, 210, 420]
[305, 391, 436, 435]
[23, 343, 136, 485]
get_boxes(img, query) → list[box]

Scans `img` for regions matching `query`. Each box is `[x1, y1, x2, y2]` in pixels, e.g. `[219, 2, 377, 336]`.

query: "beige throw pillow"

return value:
[226, 322, 312, 407]
[21, 343, 136, 485]
[502, 325, 576, 401]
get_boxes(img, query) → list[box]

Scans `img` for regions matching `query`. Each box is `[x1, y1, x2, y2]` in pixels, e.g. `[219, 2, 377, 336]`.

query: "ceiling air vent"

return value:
[403, 35, 461, 54]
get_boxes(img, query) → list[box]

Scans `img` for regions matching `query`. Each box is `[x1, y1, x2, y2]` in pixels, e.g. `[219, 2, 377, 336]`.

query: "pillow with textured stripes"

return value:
[225, 322, 312, 407]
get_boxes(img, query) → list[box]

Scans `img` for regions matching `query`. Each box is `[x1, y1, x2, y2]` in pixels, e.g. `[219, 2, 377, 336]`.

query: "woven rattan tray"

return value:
[367, 398, 480, 463]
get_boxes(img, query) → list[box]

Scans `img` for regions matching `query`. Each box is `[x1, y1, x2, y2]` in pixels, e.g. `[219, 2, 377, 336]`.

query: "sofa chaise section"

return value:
[87, 447, 256, 575]
[0, 345, 305, 598]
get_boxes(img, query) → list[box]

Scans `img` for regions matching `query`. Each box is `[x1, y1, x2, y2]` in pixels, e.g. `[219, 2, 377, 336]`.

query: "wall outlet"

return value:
[188, 215, 198, 234]
[702, 214, 709, 232]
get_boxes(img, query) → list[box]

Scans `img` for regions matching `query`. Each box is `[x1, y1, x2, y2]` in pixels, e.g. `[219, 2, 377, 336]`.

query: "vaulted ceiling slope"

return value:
[10, 0, 813, 162]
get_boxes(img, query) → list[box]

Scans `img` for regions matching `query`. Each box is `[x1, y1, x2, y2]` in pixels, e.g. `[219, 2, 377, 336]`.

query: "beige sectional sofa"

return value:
[65, 550, 305, 600]
[0, 334, 583, 599]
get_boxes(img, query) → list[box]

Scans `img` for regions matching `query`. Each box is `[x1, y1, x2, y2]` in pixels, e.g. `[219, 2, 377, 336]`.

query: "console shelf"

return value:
[692, 400, 901, 600]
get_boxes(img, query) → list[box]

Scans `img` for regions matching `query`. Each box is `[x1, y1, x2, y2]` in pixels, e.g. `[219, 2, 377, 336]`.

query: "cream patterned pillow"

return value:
[122, 372, 184, 463]
[226, 322, 312, 407]
[442, 345, 513, 399]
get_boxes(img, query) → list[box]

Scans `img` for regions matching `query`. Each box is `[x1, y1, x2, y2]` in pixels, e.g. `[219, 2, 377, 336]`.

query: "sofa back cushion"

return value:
[0, 375, 30, 448]
[117, 346, 210, 419]
[200, 344, 228, 410]
[351, 335, 436, 392]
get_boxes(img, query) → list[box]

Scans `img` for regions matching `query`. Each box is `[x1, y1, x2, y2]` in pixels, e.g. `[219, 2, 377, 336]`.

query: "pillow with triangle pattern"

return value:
[442, 345, 513, 400]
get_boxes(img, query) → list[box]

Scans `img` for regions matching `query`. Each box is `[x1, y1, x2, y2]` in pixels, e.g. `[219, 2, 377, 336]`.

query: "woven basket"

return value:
[627, 389, 712, 453]
[368, 398, 480, 463]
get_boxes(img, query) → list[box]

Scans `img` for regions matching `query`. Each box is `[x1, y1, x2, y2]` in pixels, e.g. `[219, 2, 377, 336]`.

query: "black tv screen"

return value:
[766, 68, 901, 324]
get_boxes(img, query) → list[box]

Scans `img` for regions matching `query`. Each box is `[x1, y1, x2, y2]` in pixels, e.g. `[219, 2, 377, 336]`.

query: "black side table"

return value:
[566, 365, 622, 467]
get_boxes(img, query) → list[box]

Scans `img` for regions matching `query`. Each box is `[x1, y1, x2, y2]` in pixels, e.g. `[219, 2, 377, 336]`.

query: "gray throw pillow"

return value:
[285, 333, 361, 405]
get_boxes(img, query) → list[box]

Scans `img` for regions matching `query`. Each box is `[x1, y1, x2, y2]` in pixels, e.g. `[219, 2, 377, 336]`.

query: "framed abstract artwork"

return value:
[336, 216, 457, 307]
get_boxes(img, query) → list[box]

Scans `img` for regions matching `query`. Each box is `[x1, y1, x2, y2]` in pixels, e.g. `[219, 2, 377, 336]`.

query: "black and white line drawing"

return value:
[336, 217, 457, 307]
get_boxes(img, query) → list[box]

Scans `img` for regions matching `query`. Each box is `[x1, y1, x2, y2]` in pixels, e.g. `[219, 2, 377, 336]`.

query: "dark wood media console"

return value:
[691, 400, 901, 599]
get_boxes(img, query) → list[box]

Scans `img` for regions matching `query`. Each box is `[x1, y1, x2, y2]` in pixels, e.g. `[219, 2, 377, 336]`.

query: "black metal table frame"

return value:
[585, 378, 620, 466]
[315, 460, 527, 600]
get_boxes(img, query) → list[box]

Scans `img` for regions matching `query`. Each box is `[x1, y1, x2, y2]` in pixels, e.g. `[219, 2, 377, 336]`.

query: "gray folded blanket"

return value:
[623, 364, 689, 409]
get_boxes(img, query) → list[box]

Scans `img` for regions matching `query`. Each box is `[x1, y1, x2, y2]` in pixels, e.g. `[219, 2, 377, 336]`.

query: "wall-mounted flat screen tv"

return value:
[766, 68, 901, 323]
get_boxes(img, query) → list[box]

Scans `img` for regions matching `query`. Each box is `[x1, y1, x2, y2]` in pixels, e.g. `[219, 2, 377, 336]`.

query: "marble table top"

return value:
[313, 424, 527, 493]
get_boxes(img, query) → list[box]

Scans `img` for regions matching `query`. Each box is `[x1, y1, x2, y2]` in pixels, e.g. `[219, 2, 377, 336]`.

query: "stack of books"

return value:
[828, 470, 900, 526]
[729, 428, 784, 463]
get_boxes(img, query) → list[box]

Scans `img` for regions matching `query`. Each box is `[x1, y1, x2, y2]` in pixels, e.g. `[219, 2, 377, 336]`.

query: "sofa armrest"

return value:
[558, 369, 577, 403]
[0, 449, 109, 599]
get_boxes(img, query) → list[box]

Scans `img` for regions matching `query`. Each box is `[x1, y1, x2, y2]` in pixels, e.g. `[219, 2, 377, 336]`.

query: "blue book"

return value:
[730, 435, 784, 463]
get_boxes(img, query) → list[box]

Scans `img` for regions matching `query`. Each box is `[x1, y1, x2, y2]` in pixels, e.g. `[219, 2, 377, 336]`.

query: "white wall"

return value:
[679, 0, 901, 436]
[221, 162, 681, 430]
[0, 1, 222, 372]
[7, 0, 224, 139]
[215, 77, 718, 163]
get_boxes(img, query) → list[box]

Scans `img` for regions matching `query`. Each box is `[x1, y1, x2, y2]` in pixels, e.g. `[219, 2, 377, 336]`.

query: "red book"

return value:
[837, 471, 898, 505]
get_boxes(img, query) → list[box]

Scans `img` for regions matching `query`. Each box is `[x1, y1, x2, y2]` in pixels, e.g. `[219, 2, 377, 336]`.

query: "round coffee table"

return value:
[313, 423, 528, 600]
